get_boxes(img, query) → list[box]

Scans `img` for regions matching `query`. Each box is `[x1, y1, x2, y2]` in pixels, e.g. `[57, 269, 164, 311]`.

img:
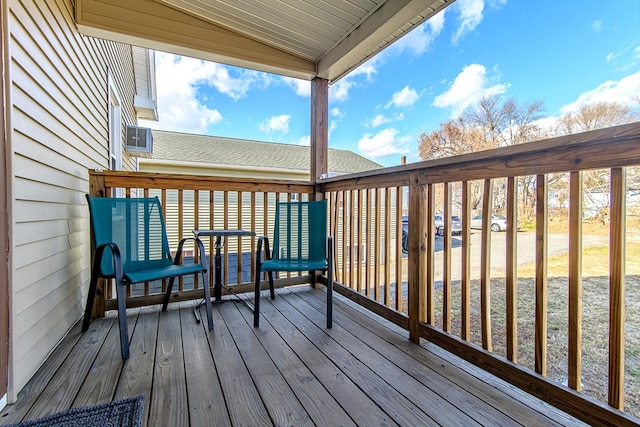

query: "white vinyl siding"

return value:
[8, 0, 137, 399]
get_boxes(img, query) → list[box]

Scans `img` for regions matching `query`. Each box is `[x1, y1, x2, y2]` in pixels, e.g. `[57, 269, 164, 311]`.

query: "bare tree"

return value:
[556, 101, 639, 135]
[555, 101, 640, 222]
[418, 96, 547, 216]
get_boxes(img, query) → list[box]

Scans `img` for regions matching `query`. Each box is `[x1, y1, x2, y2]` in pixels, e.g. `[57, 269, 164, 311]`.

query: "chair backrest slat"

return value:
[86, 196, 173, 275]
[272, 200, 327, 262]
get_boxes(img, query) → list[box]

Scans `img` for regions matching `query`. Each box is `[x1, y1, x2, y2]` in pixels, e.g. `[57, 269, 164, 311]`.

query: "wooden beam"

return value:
[311, 77, 328, 184]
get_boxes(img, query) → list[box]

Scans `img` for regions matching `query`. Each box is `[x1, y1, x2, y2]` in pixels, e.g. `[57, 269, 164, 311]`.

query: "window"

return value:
[108, 71, 123, 197]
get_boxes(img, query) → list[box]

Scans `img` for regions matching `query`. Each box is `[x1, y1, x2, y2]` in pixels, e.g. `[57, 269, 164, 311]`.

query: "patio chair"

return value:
[83, 195, 213, 359]
[254, 200, 333, 328]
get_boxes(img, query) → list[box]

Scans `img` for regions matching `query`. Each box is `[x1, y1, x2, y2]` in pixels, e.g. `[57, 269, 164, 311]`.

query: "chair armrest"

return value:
[256, 236, 271, 263]
[94, 242, 124, 283]
[174, 237, 201, 265]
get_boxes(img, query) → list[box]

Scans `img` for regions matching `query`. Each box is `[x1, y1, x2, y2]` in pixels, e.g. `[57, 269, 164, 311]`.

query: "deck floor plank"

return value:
[257, 290, 398, 426]
[150, 301, 189, 427]
[207, 302, 272, 426]
[220, 300, 314, 426]
[281, 288, 483, 426]
[0, 287, 588, 427]
[22, 309, 115, 420]
[270, 290, 440, 426]
[114, 306, 160, 425]
[180, 301, 231, 427]
[235, 296, 358, 427]
[325, 288, 586, 426]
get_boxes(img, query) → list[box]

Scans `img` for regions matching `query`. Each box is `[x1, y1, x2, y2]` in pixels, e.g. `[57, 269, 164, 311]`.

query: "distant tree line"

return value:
[417, 96, 639, 221]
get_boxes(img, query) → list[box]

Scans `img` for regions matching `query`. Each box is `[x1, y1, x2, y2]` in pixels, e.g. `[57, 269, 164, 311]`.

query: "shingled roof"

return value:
[147, 130, 382, 174]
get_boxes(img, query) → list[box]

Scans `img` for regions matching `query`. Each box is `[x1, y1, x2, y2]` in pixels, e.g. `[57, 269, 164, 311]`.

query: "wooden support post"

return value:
[568, 171, 582, 390]
[311, 77, 328, 287]
[506, 176, 517, 362]
[535, 174, 548, 376]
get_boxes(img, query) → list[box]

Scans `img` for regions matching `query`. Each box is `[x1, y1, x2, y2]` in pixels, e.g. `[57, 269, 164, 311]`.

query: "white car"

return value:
[470, 214, 516, 232]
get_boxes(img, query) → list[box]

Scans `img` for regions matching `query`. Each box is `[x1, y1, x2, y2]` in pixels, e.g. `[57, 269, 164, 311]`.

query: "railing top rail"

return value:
[318, 122, 640, 191]
[89, 170, 315, 193]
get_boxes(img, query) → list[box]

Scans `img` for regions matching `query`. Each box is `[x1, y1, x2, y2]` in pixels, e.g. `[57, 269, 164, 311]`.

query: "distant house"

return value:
[139, 130, 383, 180]
[137, 130, 387, 266]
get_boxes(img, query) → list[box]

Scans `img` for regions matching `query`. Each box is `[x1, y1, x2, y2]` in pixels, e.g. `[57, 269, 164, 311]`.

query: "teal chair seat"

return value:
[254, 200, 333, 328]
[83, 195, 213, 359]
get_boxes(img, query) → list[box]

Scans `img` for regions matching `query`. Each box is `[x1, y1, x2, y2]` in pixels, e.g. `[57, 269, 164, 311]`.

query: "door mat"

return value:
[5, 395, 144, 427]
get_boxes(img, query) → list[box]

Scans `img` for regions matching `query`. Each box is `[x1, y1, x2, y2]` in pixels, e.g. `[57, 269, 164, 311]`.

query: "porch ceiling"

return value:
[74, 0, 454, 82]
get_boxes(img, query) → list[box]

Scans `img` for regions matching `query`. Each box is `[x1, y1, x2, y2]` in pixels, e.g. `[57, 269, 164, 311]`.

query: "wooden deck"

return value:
[1, 286, 586, 426]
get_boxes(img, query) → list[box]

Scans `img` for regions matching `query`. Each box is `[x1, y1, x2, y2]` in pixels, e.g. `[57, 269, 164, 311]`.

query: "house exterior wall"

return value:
[6, 0, 138, 401]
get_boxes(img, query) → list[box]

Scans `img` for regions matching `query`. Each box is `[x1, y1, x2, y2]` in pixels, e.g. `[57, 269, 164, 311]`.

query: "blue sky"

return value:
[139, 0, 640, 168]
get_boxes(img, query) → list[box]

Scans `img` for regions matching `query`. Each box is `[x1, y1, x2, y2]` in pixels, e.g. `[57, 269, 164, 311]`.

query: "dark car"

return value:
[401, 216, 444, 253]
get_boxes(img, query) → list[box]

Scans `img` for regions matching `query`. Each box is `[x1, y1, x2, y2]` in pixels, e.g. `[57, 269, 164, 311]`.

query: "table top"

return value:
[192, 229, 256, 238]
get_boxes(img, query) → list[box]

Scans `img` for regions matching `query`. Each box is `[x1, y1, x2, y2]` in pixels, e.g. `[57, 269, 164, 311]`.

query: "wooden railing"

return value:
[318, 122, 640, 426]
[88, 122, 640, 425]
[88, 172, 316, 312]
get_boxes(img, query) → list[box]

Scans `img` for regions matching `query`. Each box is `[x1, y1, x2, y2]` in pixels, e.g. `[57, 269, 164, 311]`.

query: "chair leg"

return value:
[115, 280, 130, 359]
[162, 277, 176, 311]
[327, 237, 333, 329]
[268, 271, 275, 299]
[201, 271, 214, 330]
[254, 272, 261, 327]
[82, 273, 99, 332]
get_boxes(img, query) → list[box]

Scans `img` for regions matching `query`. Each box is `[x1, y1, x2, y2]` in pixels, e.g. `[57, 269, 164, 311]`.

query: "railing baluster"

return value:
[408, 173, 427, 343]
[178, 189, 184, 291]
[535, 174, 548, 376]
[461, 181, 471, 341]
[506, 176, 517, 362]
[608, 167, 626, 409]
[426, 183, 435, 325]
[384, 188, 391, 306]
[356, 189, 363, 293]
[365, 189, 372, 298]
[568, 171, 583, 390]
[194, 190, 200, 288]
[480, 179, 493, 351]
[349, 190, 355, 288]
[340, 190, 347, 285]
[443, 182, 452, 333]
[374, 188, 381, 302]
[395, 186, 403, 312]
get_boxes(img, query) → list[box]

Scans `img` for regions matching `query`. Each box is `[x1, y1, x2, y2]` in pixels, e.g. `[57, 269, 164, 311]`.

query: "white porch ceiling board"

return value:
[158, 0, 381, 60]
[75, 0, 455, 82]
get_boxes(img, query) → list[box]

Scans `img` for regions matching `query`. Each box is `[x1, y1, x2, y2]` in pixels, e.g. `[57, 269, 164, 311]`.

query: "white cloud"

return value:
[433, 63, 509, 117]
[387, 86, 420, 108]
[297, 135, 310, 146]
[259, 114, 291, 133]
[370, 114, 392, 127]
[452, 0, 485, 45]
[532, 71, 640, 132]
[390, 10, 446, 56]
[139, 53, 229, 133]
[367, 112, 405, 127]
[282, 77, 310, 97]
[139, 52, 276, 133]
[330, 107, 342, 117]
[357, 128, 411, 158]
[329, 56, 379, 102]
[559, 71, 640, 114]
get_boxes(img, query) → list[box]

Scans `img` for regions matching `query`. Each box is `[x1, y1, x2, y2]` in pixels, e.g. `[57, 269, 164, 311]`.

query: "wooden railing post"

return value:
[408, 173, 426, 343]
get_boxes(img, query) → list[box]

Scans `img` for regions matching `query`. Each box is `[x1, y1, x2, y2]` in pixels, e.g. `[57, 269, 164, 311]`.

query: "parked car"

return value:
[470, 214, 519, 231]
[435, 214, 461, 235]
[450, 215, 462, 235]
[401, 215, 444, 253]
